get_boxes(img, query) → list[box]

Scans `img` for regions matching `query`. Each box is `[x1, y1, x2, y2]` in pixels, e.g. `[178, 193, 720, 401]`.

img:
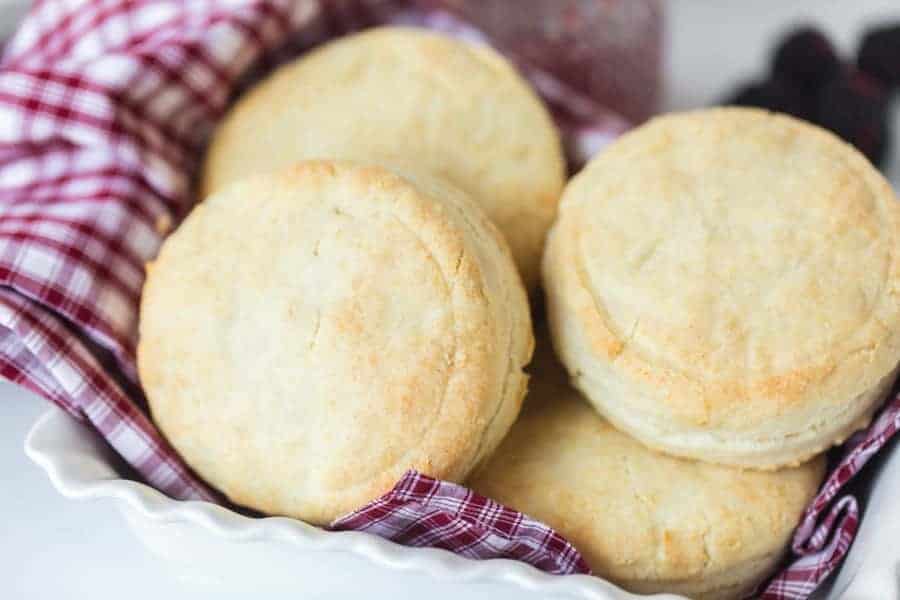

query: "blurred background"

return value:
[666, 0, 900, 184]
[1, 1, 899, 599]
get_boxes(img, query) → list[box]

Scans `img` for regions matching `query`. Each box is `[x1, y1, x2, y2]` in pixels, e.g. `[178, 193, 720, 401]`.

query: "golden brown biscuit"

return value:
[140, 161, 533, 524]
[470, 363, 824, 600]
[543, 107, 900, 469]
[201, 27, 565, 291]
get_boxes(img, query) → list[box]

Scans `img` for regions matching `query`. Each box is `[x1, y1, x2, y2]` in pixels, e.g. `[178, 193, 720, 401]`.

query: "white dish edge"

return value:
[24, 405, 685, 600]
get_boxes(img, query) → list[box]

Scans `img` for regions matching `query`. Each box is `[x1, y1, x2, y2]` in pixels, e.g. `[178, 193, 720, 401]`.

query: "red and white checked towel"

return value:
[0, 2, 896, 598]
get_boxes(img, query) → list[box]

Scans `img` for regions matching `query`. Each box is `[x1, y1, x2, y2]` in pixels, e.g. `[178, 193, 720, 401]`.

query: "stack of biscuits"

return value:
[138, 27, 900, 599]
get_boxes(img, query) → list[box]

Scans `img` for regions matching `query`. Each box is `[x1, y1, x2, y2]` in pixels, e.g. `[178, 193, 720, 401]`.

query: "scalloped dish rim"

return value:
[24, 405, 686, 600]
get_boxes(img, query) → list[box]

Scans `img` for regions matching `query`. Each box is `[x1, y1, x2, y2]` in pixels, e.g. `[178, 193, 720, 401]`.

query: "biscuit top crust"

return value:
[201, 26, 565, 290]
[470, 389, 825, 586]
[140, 161, 530, 523]
[554, 108, 900, 428]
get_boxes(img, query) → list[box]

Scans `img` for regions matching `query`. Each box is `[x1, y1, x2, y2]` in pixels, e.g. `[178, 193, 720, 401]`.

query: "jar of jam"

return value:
[431, 0, 664, 124]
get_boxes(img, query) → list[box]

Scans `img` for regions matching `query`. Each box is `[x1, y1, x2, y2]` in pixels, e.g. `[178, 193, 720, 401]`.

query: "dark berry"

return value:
[816, 70, 890, 165]
[725, 77, 816, 121]
[772, 26, 841, 91]
[858, 23, 900, 89]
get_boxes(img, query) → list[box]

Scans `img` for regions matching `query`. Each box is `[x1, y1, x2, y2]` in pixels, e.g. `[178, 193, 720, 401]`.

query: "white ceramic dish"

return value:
[25, 405, 683, 600]
[25, 403, 900, 599]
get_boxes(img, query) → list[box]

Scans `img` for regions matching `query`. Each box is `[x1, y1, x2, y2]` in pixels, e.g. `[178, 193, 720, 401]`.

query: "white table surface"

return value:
[3, 1, 900, 598]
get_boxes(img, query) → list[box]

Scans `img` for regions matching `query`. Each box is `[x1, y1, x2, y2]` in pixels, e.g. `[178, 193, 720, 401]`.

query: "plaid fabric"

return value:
[331, 470, 592, 575]
[0, 1, 895, 598]
[0, 0, 620, 578]
[761, 392, 900, 599]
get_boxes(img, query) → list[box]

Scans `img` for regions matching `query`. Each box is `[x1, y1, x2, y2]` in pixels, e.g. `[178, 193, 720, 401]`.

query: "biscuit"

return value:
[201, 27, 565, 291]
[139, 160, 533, 524]
[543, 107, 900, 468]
[469, 359, 824, 599]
